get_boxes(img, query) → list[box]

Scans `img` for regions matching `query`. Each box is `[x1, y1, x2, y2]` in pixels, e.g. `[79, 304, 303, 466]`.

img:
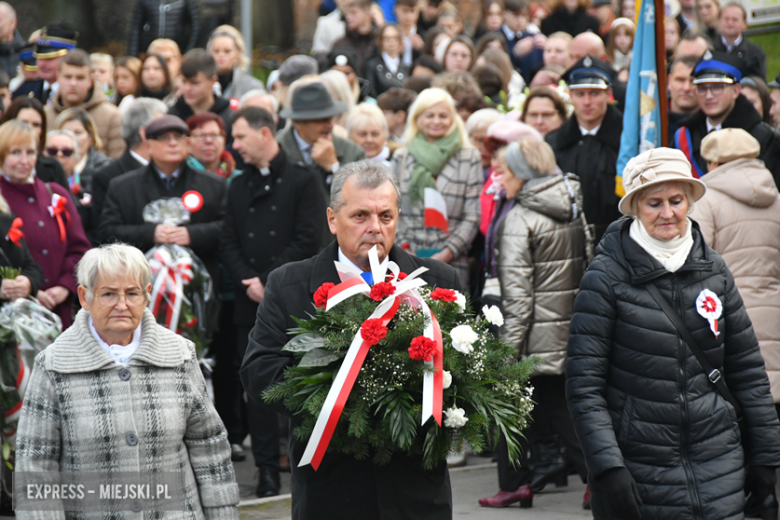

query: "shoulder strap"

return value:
[644, 282, 743, 418]
[674, 127, 706, 179]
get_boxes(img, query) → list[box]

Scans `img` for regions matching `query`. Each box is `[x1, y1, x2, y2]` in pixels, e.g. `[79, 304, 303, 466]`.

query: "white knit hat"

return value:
[618, 148, 707, 216]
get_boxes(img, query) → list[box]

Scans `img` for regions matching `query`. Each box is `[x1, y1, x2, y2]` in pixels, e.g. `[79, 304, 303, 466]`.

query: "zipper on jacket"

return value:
[673, 275, 703, 520]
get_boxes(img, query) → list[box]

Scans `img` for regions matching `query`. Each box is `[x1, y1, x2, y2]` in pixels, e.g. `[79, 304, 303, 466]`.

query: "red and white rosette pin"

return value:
[696, 289, 722, 337]
[182, 191, 204, 213]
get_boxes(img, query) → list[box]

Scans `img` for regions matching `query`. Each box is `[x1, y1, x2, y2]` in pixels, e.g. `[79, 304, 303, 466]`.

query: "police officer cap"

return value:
[34, 24, 78, 59]
[692, 50, 744, 85]
[563, 55, 613, 90]
[19, 44, 37, 72]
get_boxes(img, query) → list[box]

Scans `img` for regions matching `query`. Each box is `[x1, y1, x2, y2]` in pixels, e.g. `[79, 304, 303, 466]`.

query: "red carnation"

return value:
[430, 288, 457, 302]
[183, 317, 198, 328]
[385, 272, 408, 282]
[361, 319, 388, 345]
[408, 336, 436, 361]
[369, 281, 396, 301]
[314, 282, 335, 308]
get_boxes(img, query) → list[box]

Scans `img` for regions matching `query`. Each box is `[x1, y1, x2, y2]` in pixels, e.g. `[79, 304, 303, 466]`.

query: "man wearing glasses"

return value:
[674, 50, 780, 185]
[99, 114, 227, 285]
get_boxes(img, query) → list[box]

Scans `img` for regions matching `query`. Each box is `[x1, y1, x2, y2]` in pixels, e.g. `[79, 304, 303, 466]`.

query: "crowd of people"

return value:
[0, 0, 778, 518]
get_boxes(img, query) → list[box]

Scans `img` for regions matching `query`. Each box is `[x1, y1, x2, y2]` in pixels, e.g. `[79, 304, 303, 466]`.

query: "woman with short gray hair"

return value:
[15, 243, 239, 519]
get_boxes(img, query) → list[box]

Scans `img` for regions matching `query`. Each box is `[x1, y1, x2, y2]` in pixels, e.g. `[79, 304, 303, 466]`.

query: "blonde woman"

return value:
[207, 25, 266, 100]
[319, 70, 357, 131]
[347, 103, 394, 166]
[391, 88, 482, 286]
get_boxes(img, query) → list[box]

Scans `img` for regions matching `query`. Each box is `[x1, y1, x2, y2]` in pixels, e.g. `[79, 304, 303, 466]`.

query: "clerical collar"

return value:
[130, 149, 149, 166]
[338, 247, 389, 284]
[579, 124, 601, 136]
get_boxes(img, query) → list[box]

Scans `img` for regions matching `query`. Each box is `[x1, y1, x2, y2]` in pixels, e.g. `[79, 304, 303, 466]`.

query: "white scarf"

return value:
[629, 217, 693, 273]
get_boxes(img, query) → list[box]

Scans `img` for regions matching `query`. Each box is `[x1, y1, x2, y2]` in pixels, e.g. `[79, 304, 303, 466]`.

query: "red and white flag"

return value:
[424, 187, 448, 235]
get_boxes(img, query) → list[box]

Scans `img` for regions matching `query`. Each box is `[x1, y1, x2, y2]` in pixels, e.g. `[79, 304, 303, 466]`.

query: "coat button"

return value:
[398, 73, 404, 80]
[386, 72, 392, 79]
[270, 256, 276, 262]
[28, 197, 34, 203]
[38, 221, 44, 227]
[271, 205, 276, 211]
[126, 432, 138, 446]
[248, 232, 254, 238]
[41, 249, 48, 256]
[44, 278, 49, 284]
[249, 208, 255, 213]
[119, 368, 131, 381]
[269, 231, 276, 236]
[249, 258, 255, 264]
[276, 178, 282, 184]
[264, 185, 270, 191]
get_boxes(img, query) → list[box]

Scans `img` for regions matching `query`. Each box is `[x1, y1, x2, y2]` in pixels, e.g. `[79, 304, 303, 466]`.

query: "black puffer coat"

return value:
[567, 217, 780, 519]
[127, 0, 200, 56]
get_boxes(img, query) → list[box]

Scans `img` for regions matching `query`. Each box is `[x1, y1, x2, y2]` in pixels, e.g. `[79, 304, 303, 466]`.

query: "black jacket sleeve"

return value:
[566, 257, 625, 478]
[184, 0, 200, 52]
[90, 167, 112, 234]
[239, 268, 297, 415]
[258, 172, 327, 284]
[99, 181, 156, 249]
[219, 184, 260, 284]
[128, 0, 145, 57]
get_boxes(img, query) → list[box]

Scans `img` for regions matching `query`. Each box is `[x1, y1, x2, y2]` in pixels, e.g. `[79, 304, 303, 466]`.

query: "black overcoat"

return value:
[220, 148, 327, 325]
[240, 241, 461, 520]
[567, 217, 780, 519]
[98, 161, 227, 287]
[365, 56, 412, 98]
[545, 104, 623, 241]
[90, 149, 144, 240]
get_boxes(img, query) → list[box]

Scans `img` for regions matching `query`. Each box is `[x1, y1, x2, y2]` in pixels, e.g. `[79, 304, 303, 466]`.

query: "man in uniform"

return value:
[673, 50, 780, 186]
[545, 56, 623, 241]
[12, 25, 76, 103]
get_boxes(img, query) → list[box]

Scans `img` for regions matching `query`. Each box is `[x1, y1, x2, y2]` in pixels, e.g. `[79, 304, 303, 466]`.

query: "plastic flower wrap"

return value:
[264, 247, 537, 471]
[143, 198, 213, 359]
[0, 297, 62, 465]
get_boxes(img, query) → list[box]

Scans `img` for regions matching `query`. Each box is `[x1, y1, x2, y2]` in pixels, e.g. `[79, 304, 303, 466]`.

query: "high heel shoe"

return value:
[478, 484, 534, 508]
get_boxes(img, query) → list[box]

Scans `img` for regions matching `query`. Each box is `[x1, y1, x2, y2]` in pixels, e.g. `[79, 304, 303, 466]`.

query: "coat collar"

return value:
[552, 103, 623, 150]
[679, 94, 762, 133]
[308, 241, 420, 294]
[44, 309, 192, 373]
[598, 217, 714, 284]
[278, 128, 306, 165]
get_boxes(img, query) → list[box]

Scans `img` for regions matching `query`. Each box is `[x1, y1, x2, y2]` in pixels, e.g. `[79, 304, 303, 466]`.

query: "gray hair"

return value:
[240, 89, 278, 114]
[46, 129, 81, 160]
[0, 2, 16, 20]
[630, 181, 695, 217]
[76, 243, 152, 303]
[330, 160, 400, 213]
[122, 97, 168, 148]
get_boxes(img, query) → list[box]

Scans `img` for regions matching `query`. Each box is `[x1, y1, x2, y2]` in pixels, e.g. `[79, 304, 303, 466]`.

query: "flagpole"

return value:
[655, 0, 669, 146]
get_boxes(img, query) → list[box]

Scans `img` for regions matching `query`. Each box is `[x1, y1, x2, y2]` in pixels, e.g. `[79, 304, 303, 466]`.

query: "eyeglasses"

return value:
[96, 290, 147, 307]
[525, 111, 559, 121]
[190, 132, 224, 142]
[45, 147, 74, 157]
[696, 84, 726, 95]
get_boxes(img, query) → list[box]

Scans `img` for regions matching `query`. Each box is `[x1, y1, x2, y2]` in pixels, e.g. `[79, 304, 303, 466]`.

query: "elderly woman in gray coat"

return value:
[479, 137, 592, 509]
[15, 243, 239, 519]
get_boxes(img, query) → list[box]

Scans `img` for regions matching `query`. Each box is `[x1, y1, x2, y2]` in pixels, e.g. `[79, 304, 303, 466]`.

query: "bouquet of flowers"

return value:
[143, 198, 214, 359]
[265, 247, 536, 471]
[0, 298, 62, 468]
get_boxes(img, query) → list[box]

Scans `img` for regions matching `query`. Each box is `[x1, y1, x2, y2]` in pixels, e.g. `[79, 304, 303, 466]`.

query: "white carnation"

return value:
[442, 370, 452, 389]
[482, 305, 504, 327]
[444, 407, 469, 428]
[450, 325, 478, 354]
[453, 291, 466, 313]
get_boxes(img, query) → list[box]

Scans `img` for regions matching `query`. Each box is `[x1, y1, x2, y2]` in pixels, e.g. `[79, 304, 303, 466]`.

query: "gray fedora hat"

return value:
[279, 83, 348, 121]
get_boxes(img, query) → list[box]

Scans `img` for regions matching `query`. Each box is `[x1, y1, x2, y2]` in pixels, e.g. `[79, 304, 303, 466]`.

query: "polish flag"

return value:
[424, 188, 448, 235]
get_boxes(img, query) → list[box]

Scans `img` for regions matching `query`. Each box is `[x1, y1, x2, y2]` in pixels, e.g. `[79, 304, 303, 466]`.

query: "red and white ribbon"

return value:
[47, 193, 70, 243]
[148, 248, 194, 331]
[299, 246, 443, 470]
[696, 289, 722, 337]
[4, 349, 31, 444]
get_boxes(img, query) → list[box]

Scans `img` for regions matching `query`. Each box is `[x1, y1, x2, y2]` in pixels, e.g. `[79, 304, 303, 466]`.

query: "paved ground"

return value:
[235, 453, 593, 520]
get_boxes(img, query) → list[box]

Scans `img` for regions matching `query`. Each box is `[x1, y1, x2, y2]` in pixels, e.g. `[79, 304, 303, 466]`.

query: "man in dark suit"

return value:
[713, 3, 766, 79]
[278, 82, 365, 194]
[99, 115, 227, 299]
[240, 160, 459, 520]
[220, 107, 327, 497]
[91, 97, 168, 242]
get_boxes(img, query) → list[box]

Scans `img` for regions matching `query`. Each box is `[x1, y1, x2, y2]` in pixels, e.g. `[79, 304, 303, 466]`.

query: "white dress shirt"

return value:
[579, 124, 602, 136]
[706, 120, 722, 133]
[338, 247, 389, 278]
[294, 129, 313, 165]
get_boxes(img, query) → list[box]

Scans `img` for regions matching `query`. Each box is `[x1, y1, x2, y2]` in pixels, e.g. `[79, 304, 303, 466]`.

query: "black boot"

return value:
[256, 466, 280, 498]
[529, 437, 568, 493]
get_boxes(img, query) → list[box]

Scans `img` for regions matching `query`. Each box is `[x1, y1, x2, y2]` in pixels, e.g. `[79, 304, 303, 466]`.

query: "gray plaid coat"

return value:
[392, 146, 483, 287]
[15, 309, 239, 520]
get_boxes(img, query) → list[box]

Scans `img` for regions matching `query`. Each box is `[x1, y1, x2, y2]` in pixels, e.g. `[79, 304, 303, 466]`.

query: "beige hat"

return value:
[619, 147, 707, 216]
[701, 128, 760, 164]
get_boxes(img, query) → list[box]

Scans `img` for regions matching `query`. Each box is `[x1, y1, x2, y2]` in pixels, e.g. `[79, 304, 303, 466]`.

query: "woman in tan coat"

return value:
[691, 128, 780, 414]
